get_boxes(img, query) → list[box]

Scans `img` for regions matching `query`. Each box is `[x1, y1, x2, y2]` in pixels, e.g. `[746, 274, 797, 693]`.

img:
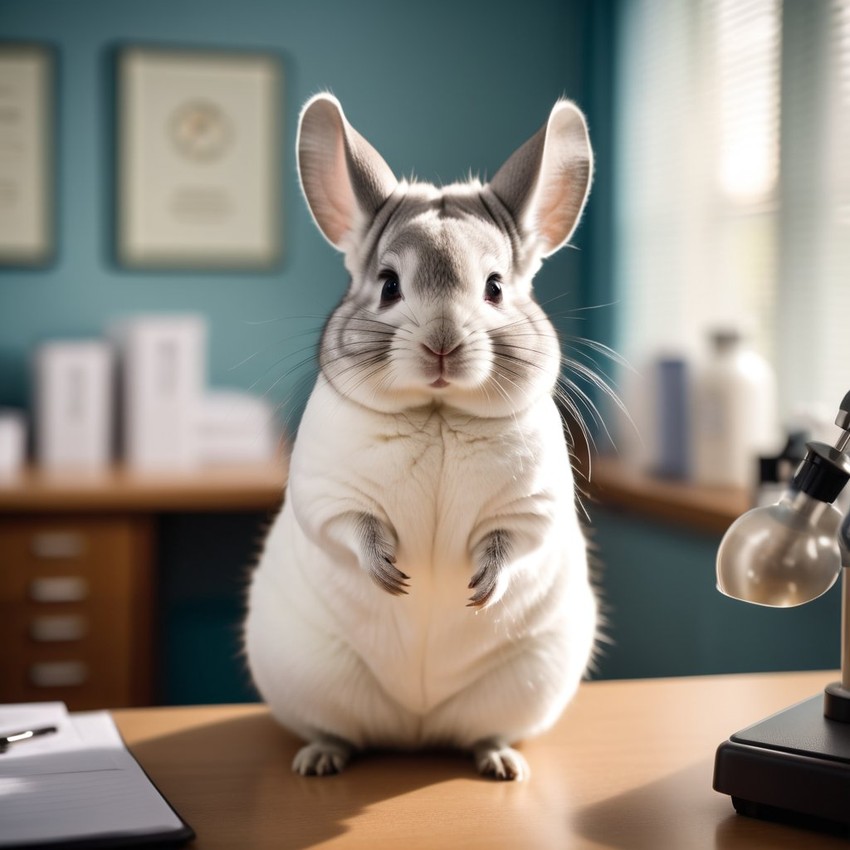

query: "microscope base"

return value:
[714, 693, 850, 836]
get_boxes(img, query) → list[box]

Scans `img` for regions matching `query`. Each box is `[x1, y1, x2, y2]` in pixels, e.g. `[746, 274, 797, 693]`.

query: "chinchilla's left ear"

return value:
[488, 100, 593, 257]
[297, 93, 398, 251]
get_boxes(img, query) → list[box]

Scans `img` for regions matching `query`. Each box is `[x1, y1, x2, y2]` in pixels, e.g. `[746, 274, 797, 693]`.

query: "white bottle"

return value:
[692, 330, 778, 490]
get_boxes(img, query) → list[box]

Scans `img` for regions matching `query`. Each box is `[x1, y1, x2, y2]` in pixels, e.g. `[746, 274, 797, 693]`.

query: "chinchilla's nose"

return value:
[421, 341, 462, 358]
[422, 317, 463, 357]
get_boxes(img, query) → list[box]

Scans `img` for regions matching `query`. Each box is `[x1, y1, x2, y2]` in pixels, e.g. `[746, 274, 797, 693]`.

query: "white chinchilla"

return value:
[244, 93, 598, 781]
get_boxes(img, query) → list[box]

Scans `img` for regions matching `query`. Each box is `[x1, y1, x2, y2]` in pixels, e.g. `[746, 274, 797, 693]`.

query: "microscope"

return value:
[714, 391, 850, 833]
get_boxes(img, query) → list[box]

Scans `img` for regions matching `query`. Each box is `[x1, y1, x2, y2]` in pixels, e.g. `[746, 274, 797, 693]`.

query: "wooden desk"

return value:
[114, 670, 847, 849]
[585, 455, 751, 535]
[0, 460, 287, 709]
[0, 461, 287, 513]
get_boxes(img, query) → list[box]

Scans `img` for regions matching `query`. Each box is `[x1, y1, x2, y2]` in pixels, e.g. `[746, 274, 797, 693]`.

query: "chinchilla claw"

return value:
[467, 564, 498, 608]
[369, 556, 410, 596]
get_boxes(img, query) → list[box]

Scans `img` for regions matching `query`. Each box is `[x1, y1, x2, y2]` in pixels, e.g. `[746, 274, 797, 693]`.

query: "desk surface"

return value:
[586, 456, 750, 534]
[0, 459, 287, 512]
[114, 670, 848, 850]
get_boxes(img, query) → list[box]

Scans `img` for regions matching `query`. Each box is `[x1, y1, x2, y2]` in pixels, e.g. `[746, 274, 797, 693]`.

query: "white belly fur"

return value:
[244, 377, 597, 750]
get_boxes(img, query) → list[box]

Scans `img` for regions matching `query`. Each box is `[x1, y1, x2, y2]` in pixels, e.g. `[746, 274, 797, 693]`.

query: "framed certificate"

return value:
[117, 47, 282, 270]
[0, 44, 54, 266]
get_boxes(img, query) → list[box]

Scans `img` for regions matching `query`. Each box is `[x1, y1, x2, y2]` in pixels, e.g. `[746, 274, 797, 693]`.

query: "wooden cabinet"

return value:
[0, 515, 154, 709]
[0, 460, 286, 710]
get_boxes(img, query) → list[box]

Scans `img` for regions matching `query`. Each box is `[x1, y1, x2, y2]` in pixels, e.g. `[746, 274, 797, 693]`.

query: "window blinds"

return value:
[615, 0, 848, 432]
[777, 0, 850, 420]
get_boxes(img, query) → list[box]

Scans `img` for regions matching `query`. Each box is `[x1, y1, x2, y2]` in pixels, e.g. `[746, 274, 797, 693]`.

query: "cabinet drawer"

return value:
[29, 660, 89, 688]
[28, 576, 90, 603]
[0, 517, 114, 577]
[0, 515, 153, 709]
[29, 529, 87, 560]
[30, 613, 89, 642]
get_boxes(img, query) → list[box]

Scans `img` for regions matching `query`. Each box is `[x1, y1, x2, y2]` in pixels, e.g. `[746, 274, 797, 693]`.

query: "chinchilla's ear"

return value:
[297, 94, 398, 250]
[488, 100, 593, 258]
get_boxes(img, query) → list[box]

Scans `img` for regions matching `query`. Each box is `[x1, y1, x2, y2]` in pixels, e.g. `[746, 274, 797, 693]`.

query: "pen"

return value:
[0, 725, 58, 753]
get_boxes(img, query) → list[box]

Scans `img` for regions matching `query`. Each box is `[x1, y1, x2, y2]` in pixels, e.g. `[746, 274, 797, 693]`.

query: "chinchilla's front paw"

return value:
[356, 513, 409, 596]
[468, 530, 510, 608]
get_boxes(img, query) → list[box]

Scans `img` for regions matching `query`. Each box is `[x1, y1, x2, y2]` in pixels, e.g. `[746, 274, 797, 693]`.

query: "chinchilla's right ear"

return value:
[297, 94, 398, 251]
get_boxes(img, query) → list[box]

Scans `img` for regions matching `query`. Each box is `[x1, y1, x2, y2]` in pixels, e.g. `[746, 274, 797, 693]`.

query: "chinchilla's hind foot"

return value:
[292, 737, 354, 776]
[473, 738, 530, 782]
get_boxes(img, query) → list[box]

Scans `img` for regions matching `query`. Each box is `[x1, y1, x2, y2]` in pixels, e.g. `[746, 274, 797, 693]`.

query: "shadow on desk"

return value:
[572, 758, 849, 850]
[129, 710, 477, 849]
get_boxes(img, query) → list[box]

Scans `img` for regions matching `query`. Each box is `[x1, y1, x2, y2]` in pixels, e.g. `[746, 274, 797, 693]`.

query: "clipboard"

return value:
[0, 703, 194, 849]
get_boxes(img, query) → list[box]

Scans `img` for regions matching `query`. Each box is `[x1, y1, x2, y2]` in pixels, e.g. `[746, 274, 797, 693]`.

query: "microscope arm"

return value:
[841, 512, 850, 692]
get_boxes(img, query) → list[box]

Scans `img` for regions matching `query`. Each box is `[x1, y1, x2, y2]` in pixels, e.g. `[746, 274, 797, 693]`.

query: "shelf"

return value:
[583, 455, 751, 534]
[0, 452, 747, 530]
[0, 457, 288, 513]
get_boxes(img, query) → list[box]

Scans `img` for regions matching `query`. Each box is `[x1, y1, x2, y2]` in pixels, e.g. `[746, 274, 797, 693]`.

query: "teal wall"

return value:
[1, 0, 620, 703]
[590, 507, 841, 680]
[0, 0, 609, 431]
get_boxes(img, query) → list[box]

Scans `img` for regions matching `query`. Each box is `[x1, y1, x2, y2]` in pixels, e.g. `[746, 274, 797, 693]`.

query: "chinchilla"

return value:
[244, 93, 598, 781]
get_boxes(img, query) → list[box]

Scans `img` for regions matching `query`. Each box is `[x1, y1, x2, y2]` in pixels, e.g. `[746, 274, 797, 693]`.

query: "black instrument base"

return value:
[713, 693, 850, 835]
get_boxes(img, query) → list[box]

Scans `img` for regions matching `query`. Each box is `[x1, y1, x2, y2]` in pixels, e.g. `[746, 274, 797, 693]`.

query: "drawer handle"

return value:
[29, 661, 89, 688]
[31, 532, 86, 560]
[29, 576, 89, 603]
[29, 615, 88, 642]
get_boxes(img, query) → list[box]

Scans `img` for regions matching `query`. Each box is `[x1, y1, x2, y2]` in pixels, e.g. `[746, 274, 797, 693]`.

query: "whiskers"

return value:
[489, 308, 634, 484]
[228, 299, 428, 436]
[225, 314, 328, 439]
[320, 310, 416, 405]
[230, 293, 632, 467]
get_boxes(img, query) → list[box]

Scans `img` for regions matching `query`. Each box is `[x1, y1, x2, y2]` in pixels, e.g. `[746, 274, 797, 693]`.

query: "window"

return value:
[614, 0, 849, 451]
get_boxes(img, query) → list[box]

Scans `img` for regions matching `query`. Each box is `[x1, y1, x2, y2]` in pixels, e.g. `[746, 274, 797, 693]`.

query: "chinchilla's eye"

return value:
[378, 270, 402, 306]
[484, 274, 503, 305]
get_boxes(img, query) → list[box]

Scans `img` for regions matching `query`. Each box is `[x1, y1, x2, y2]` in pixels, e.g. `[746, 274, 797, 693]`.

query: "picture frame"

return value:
[0, 43, 55, 266]
[116, 46, 282, 270]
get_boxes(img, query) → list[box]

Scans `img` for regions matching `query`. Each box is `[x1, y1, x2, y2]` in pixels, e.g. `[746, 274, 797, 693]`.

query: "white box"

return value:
[198, 390, 278, 464]
[0, 409, 26, 476]
[34, 341, 113, 470]
[113, 315, 206, 470]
